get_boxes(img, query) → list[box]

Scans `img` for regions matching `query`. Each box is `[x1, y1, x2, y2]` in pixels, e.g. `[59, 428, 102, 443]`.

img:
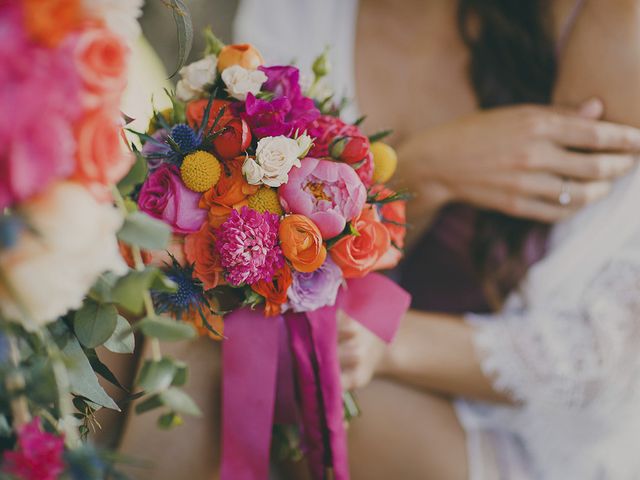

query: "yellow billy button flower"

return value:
[371, 142, 398, 184]
[148, 108, 173, 134]
[248, 187, 284, 215]
[180, 151, 222, 192]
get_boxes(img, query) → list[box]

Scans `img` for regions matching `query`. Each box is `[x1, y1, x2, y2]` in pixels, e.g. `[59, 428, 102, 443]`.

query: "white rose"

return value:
[82, 0, 143, 43]
[244, 136, 303, 187]
[176, 55, 218, 101]
[0, 183, 127, 330]
[221, 65, 267, 101]
[242, 158, 265, 185]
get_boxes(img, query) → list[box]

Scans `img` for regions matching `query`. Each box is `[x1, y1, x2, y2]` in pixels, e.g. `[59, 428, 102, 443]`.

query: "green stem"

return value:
[6, 334, 30, 429]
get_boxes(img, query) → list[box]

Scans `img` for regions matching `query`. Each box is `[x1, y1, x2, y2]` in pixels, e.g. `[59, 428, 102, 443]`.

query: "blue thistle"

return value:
[152, 257, 207, 320]
[170, 123, 200, 155]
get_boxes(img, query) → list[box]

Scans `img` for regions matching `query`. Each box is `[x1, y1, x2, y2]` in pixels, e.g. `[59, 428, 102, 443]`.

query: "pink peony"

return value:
[138, 164, 207, 234]
[215, 207, 284, 286]
[2, 418, 65, 480]
[307, 115, 364, 158]
[278, 158, 367, 239]
[354, 152, 374, 188]
[0, 4, 82, 209]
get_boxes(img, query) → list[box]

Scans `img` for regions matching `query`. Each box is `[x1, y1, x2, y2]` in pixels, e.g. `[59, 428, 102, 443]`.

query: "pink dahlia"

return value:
[215, 207, 284, 286]
[2, 418, 65, 480]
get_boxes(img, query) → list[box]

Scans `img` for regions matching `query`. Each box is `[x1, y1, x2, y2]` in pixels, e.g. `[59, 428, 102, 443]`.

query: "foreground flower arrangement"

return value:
[128, 31, 411, 480]
[0, 1, 202, 478]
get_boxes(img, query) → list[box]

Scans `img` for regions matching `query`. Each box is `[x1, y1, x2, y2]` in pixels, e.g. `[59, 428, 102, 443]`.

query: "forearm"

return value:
[378, 309, 511, 403]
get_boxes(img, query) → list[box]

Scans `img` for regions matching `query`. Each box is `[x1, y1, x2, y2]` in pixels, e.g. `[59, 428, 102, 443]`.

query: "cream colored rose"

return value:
[176, 55, 218, 101]
[242, 136, 304, 187]
[0, 182, 127, 330]
[221, 65, 267, 101]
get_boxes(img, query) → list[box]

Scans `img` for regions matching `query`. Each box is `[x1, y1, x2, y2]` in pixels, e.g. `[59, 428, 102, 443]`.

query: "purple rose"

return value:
[287, 256, 343, 313]
[138, 164, 206, 234]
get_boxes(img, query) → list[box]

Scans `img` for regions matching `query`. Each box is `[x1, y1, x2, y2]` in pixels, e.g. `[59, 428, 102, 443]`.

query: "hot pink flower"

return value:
[215, 206, 284, 286]
[279, 158, 367, 239]
[2, 418, 65, 480]
[307, 115, 365, 158]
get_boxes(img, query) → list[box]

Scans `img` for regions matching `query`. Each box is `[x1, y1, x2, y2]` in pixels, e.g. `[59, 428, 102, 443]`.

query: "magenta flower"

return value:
[279, 158, 367, 239]
[215, 207, 284, 286]
[138, 164, 207, 234]
[286, 256, 343, 312]
[0, 4, 82, 209]
[259, 65, 303, 100]
[2, 417, 65, 480]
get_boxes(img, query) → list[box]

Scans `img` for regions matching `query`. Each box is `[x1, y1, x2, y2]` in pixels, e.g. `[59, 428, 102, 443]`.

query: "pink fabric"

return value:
[220, 274, 411, 480]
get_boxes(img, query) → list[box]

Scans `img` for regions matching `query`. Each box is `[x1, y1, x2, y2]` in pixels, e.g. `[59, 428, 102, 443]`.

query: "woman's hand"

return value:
[337, 310, 388, 391]
[396, 99, 640, 244]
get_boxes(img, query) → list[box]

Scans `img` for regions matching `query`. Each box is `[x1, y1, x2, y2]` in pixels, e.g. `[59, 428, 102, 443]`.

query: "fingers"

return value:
[544, 114, 640, 152]
[337, 310, 359, 342]
[541, 150, 637, 181]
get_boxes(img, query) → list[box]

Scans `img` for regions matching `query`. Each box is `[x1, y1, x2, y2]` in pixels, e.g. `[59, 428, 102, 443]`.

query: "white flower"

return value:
[82, 0, 143, 43]
[244, 136, 304, 187]
[296, 134, 313, 158]
[176, 55, 218, 102]
[221, 65, 267, 101]
[0, 183, 127, 330]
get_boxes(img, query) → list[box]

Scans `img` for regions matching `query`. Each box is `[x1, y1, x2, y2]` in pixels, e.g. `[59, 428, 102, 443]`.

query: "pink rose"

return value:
[138, 164, 207, 234]
[279, 158, 367, 239]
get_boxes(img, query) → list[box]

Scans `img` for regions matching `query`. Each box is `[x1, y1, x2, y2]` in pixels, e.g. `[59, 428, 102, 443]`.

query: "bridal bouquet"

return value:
[127, 31, 411, 480]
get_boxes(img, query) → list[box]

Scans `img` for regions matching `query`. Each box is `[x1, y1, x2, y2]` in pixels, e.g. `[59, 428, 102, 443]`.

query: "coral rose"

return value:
[74, 27, 129, 105]
[279, 215, 327, 273]
[330, 206, 391, 278]
[251, 264, 293, 317]
[73, 107, 134, 200]
[217, 43, 264, 72]
[199, 158, 258, 228]
[184, 223, 224, 290]
[186, 98, 233, 132]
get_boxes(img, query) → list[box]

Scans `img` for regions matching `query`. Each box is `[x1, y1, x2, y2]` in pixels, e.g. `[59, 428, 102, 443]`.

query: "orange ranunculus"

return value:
[118, 242, 152, 268]
[199, 158, 258, 227]
[251, 264, 293, 317]
[279, 215, 327, 273]
[184, 223, 224, 290]
[186, 99, 233, 132]
[217, 43, 264, 72]
[330, 206, 391, 278]
[75, 27, 129, 99]
[23, 0, 81, 47]
[185, 305, 224, 341]
[372, 186, 407, 248]
[73, 108, 134, 200]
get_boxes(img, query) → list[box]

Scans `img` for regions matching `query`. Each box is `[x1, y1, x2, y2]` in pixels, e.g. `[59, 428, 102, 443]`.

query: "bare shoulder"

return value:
[554, 0, 640, 126]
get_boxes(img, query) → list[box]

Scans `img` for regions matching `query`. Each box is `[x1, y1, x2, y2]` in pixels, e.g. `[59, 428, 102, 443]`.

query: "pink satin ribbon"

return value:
[221, 273, 411, 480]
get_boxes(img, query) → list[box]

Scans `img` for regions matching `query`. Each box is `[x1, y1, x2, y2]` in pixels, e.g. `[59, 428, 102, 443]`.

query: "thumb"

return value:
[577, 97, 604, 119]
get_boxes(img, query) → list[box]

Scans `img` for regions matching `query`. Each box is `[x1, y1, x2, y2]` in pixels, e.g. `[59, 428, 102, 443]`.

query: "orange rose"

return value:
[75, 28, 129, 101]
[23, 0, 81, 47]
[217, 44, 264, 72]
[118, 242, 152, 268]
[199, 158, 258, 227]
[186, 99, 233, 132]
[184, 223, 224, 290]
[73, 107, 133, 200]
[330, 206, 391, 278]
[369, 187, 406, 270]
[185, 305, 224, 341]
[279, 215, 327, 273]
[251, 264, 293, 317]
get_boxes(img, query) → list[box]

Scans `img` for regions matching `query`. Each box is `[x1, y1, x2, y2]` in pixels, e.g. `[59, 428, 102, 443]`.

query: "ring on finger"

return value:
[558, 178, 572, 206]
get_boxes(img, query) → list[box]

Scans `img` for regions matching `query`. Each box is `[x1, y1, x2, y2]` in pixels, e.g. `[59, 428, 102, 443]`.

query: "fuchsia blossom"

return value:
[215, 207, 284, 286]
[2, 418, 65, 480]
[279, 158, 367, 239]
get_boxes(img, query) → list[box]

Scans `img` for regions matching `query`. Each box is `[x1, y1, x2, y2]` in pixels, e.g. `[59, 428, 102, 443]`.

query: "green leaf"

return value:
[111, 267, 160, 314]
[167, 0, 193, 78]
[103, 315, 135, 354]
[136, 358, 177, 392]
[135, 394, 163, 414]
[73, 300, 118, 349]
[171, 360, 188, 387]
[151, 272, 178, 294]
[117, 211, 171, 250]
[138, 316, 196, 342]
[203, 26, 225, 56]
[62, 336, 119, 411]
[117, 150, 148, 196]
[158, 411, 183, 430]
[368, 129, 393, 143]
[86, 349, 127, 391]
[159, 387, 201, 416]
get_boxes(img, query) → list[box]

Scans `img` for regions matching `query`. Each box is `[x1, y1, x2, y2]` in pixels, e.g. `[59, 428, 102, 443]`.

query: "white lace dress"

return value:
[234, 1, 640, 478]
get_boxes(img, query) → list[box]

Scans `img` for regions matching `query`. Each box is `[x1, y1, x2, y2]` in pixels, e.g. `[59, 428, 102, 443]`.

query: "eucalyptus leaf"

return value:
[138, 316, 196, 342]
[167, 0, 193, 78]
[73, 300, 118, 349]
[103, 316, 135, 354]
[159, 387, 201, 416]
[117, 211, 171, 250]
[136, 358, 177, 392]
[86, 349, 127, 392]
[171, 360, 188, 387]
[135, 394, 163, 415]
[117, 151, 148, 196]
[62, 336, 119, 411]
[111, 267, 160, 314]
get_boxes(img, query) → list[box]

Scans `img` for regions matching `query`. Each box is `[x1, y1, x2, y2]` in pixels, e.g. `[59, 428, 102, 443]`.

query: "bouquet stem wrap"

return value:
[221, 273, 411, 480]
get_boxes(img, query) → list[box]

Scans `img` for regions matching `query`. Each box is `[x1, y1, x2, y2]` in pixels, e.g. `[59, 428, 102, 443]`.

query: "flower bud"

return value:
[329, 134, 370, 164]
[217, 43, 264, 72]
[312, 48, 331, 79]
[212, 118, 252, 160]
